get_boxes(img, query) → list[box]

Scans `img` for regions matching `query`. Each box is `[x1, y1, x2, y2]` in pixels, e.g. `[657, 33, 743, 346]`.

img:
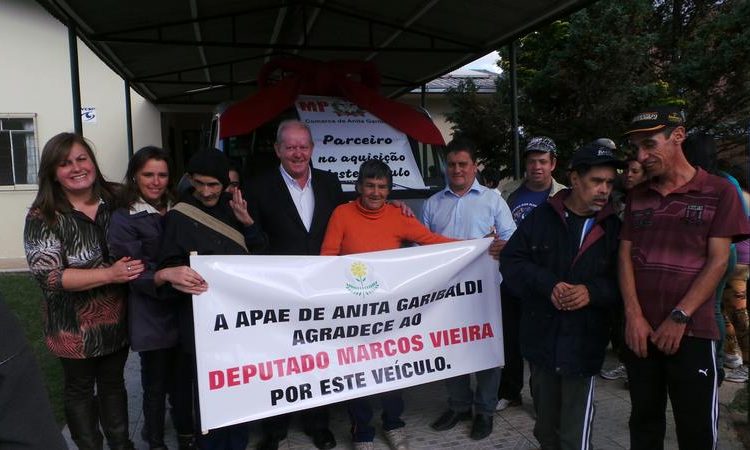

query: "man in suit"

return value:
[246, 119, 343, 450]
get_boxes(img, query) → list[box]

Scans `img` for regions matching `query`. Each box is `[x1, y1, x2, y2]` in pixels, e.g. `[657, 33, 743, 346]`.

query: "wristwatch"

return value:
[669, 308, 690, 324]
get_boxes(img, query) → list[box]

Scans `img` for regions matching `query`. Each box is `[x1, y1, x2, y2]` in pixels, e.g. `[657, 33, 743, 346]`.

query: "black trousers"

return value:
[623, 336, 718, 450]
[261, 406, 331, 440]
[60, 346, 132, 450]
[498, 287, 524, 401]
[140, 347, 193, 446]
[179, 351, 249, 450]
[529, 364, 596, 450]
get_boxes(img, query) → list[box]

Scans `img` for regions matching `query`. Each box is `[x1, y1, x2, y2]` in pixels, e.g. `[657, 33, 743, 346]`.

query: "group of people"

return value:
[20, 105, 750, 450]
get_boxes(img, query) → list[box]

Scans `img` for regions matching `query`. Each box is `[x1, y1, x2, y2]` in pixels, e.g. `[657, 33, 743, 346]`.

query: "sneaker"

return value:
[725, 365, 749, 383]
[600, 364, 628, 380]
[495, 397, 522, 411]
[724, 353, 743, 369]
[384, 427, 409, 450]
[353, 442, 375, 450]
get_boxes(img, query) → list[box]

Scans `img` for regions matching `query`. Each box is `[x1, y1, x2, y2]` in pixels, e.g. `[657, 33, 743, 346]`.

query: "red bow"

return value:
[219, 58, 445, 145]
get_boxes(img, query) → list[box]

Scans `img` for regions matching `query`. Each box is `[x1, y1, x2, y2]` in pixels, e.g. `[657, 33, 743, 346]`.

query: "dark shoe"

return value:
[256, 436, 282, 450]
[304, 428, 336, 449]
[470, 415, 493, 440]
[65, 397, 104, 450]
[177, 434, 197, 450]
[430, 409, 472, 431]
[98, 392, 134, 449]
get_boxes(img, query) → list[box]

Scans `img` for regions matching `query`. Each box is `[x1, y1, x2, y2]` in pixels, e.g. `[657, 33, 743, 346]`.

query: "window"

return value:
[0, 114, 38, 186]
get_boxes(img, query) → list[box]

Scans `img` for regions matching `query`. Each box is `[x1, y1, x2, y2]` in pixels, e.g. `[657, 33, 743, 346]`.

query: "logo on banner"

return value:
[332, 100, 365, 117]
[345, 262, 379, 297]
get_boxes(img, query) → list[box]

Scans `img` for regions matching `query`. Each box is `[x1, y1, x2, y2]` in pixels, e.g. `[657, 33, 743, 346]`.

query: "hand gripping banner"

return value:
[191, 238, 503, 431]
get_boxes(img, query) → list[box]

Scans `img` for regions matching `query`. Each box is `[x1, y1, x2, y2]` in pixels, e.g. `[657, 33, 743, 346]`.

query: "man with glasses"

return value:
[619, 106, 750, 449]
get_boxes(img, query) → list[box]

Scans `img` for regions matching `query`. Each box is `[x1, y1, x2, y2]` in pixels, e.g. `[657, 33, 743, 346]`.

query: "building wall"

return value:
[399, 95, 455, 143]
[0, 0, 161, 262]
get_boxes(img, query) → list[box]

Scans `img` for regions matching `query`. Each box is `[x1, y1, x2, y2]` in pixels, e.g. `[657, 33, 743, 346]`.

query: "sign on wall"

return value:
[81, 107, 96, 123]
[295, 95, 426, 191]
[190, 239, 503, 431]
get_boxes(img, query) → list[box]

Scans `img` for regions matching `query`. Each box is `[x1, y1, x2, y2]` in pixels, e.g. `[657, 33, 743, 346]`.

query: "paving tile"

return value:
[60, 351, 745, 449]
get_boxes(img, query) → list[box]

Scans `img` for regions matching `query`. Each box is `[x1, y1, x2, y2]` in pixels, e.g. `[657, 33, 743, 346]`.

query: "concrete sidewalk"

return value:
[62, 351, 745, 449]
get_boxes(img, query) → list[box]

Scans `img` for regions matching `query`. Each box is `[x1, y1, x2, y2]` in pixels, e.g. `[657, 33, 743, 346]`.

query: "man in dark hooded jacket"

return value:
[158, 148, 263, 450]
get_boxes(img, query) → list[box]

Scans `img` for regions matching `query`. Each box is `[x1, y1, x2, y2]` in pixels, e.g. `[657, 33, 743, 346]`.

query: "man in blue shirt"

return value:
[496, 136, 566, 411]
[424, 137, 516, 441]
[501, 136, 567, 222]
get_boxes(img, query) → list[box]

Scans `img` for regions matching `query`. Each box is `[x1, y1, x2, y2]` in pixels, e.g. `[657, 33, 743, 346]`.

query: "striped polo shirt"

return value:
[621, 168, 750, 339]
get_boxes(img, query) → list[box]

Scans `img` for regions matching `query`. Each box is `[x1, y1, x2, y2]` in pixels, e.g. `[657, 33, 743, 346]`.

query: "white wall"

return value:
[78, 40, 130, 183]
[0, 0, 162, 261]
[399, 95, 455, 143]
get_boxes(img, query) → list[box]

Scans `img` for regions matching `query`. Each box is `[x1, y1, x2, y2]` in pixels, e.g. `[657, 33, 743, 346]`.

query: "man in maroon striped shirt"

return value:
[618, 105, 750, 450]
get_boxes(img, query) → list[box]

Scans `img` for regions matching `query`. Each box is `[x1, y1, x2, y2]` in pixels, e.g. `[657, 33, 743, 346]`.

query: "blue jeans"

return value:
[349, 390, 405, 442]
[446, 366, 501, 416]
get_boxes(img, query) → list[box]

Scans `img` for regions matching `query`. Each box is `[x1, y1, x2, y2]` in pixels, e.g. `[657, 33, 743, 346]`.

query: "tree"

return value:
[447, 0, 750, 175]
[444, 77, 515, 178]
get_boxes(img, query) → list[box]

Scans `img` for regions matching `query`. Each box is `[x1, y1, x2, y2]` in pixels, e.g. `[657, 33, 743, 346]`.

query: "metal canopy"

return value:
[37, 0, 594, 106]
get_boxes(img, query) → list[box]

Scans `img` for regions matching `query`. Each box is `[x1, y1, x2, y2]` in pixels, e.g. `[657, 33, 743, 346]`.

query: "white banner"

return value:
[191, 239, 503, 431]
[294, 95, 426, 191]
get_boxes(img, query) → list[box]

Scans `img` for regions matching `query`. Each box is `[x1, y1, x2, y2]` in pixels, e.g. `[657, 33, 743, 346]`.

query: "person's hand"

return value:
[551, 281, 572, 308]
[109, 256, 144, 283]
[625, 313, 653, 358]
[157, 266, 208, 295]
[558, 284, 590, 311]
[229, 188, 254, 226]
[389, 200, 414, 218]
[487, 237, 506, 260]
[650, 318, 686, 355]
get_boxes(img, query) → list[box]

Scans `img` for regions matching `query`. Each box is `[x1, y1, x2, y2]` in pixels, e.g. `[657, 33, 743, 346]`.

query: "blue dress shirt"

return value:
[422, 179, 516, 240]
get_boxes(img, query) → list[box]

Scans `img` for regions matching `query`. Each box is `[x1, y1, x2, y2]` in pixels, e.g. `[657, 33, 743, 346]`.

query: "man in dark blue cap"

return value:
[500, 140, 624, 450]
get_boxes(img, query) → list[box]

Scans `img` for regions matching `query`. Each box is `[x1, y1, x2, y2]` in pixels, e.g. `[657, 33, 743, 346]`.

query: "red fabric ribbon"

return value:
[219, 58, 445, 146]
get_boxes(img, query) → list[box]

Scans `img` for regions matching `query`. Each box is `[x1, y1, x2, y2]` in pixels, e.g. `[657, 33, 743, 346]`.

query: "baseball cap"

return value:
[525, 136, 557, 156]
[569, 140, 626, 170]
[624, 105, 686, 135]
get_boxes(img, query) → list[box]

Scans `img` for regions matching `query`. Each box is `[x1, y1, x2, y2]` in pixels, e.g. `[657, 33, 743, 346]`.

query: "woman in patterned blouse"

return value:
[24, 132, 144, 450]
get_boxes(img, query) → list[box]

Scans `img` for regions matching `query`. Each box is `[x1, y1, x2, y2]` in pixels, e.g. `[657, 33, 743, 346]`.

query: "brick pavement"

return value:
[61, 352, 744, 449]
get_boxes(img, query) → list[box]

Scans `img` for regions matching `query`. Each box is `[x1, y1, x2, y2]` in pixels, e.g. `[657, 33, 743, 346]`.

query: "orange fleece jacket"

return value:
[320, 200, 454, 256]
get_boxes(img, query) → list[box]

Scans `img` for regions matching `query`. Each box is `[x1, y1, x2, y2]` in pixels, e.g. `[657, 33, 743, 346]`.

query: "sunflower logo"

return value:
[345, 261, 379, 297]
[350, 262, 367, 280]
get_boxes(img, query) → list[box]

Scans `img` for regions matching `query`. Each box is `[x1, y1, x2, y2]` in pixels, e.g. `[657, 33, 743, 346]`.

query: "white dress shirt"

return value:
[279, 165, 315, 231]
